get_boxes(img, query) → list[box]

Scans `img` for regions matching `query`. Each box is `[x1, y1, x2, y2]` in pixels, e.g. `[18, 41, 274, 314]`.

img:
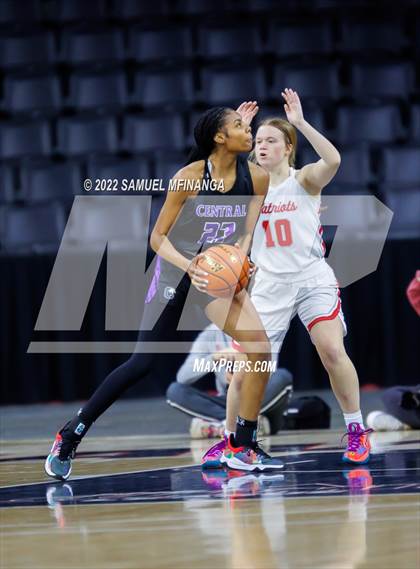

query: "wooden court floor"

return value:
[1, 430, 419, 569]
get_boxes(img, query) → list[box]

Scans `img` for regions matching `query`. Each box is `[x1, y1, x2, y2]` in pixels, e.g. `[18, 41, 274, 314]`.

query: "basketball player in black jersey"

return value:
[45, 107, 284, 480]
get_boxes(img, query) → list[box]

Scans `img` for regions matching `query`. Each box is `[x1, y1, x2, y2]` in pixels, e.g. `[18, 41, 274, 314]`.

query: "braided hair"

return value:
[185, 107, 231, 165]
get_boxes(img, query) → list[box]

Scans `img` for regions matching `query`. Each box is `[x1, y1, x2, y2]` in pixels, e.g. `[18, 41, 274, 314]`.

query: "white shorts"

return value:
[233, 265, 347, 358]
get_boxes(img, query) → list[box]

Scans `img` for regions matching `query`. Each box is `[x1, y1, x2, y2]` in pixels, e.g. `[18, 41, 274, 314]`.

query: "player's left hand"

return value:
[236, 101, 259, 126]
[248, 259, 257, 278]
[282, 88, 304, 127]
[233, 243, 256, 278]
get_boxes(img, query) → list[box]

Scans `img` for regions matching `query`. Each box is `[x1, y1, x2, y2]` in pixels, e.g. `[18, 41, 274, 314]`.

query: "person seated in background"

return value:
[367, 271, 420, 431]
[166, 323, 293, 439]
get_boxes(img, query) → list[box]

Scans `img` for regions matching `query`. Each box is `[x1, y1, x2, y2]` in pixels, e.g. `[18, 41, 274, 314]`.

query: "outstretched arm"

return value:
[282, 88, 341, 195]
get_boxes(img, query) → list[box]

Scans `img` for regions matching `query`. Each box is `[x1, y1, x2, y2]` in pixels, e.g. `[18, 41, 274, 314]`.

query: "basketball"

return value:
[193, 244, 250, 298]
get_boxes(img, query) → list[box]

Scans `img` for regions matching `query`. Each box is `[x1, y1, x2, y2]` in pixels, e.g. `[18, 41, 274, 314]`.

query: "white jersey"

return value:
[251, 167, 331, 283]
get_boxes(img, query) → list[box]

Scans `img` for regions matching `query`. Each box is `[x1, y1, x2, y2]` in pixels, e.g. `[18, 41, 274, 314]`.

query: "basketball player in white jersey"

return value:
[202, 91, 373, 471]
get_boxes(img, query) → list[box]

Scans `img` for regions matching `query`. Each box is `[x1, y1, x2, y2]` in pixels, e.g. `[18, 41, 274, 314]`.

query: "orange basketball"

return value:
[193, 244, 250, 298]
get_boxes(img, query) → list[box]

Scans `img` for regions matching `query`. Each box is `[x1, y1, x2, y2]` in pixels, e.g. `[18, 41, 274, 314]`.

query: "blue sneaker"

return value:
[220, 434, 285, 471]
[44, 423, 80, 481]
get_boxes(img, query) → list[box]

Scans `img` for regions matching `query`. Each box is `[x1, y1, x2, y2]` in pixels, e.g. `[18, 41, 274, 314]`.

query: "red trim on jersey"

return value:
[231, 339, 246, 353]
[318, 224, 326, 254]
[307, 297, 341, 331]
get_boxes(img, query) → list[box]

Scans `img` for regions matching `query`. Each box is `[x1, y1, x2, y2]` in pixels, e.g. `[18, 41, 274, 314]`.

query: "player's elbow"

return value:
[150, 228, 162, 253]
[331, 152, 341, 170]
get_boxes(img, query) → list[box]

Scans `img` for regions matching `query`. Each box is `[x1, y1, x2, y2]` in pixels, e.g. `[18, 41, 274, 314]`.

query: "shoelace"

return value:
[251, 440, 271, 459]
[341, 428, 373, 452]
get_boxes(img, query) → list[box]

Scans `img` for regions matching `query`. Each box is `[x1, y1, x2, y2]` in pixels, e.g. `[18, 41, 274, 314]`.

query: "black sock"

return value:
[63, 409, 92, 441]
[234, 416, 258, 447]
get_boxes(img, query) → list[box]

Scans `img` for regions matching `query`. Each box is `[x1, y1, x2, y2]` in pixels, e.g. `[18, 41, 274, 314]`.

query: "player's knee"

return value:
[252, 331, 271, 361]
[240, 331, 271, 360]
[318, 342, 346, 370]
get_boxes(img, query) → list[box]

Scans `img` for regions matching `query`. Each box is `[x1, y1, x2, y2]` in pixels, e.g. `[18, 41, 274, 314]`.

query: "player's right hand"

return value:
[187, 255, 209, 293]
[236, 101, 259, 126]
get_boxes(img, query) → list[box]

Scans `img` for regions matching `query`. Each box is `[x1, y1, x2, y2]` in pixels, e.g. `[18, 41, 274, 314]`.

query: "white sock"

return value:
[343, 410, 364, 430]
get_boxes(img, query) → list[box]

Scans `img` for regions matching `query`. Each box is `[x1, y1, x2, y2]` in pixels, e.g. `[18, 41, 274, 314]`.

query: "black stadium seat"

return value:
[133, 69, 194, 109]
[87, 156, 151, 188]
[154, 150, 187, 184]
[336, 104, 403, 144]
[349, 62, 413, 101]
[182, 0, 230, 14]
[268, 21, 333, 58]
[0, 119, 52, 160]
[57, 115, 119, 156]
[69, 69, 128, 111]
[411, 105, 420, 142]
[123, 113, 185, 152]
[300, 144, 372, 187]
[0, 31, 55, 69]
[20, 160, 83, 203]
[382, 186, 420, 237]
[1, 202, 67, 252]
[272, 63, 340, 101]
[380, 146, 420, 186]
[3, 72, 61, 115]
[61, 28, 125, 66]
[339, 19, 405, 55]
[197, 25, 262, 59]
[200, 65, 266, 106]
[51, 0, 107, 22]
[112, 0, 169, 19]
[128, 27, 193, 63]
[0, 164, 15, 203]
[0, 0, 41, 24]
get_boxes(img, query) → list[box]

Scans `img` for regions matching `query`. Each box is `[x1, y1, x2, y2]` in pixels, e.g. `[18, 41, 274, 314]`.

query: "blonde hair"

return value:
[250, 117, 297, 166]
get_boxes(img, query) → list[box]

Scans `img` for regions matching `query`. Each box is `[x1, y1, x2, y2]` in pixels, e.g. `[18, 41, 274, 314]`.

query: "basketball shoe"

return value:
[201, 435, 228, 469]
[221, 434, 284, 471]
[44, 422, 81, 480]
[342, 422, 373, 465]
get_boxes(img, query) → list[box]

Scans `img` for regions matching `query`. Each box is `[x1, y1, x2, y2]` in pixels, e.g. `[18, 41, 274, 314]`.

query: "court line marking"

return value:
[0, 463, 198, 490]
[1, 464, 419, 491]
[1, 493, 419, 514]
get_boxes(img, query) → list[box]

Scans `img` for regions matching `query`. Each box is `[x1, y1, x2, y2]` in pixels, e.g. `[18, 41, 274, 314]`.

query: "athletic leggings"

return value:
[70, 274, 212, 435]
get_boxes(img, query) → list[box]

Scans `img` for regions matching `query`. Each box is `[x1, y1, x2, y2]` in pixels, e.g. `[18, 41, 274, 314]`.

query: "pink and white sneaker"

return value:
[342, 422, 373, 465]
[201, 435, 228, 469]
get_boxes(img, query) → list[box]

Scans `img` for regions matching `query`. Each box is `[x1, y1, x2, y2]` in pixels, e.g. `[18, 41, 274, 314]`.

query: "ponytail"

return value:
[184, 145, 208, 166]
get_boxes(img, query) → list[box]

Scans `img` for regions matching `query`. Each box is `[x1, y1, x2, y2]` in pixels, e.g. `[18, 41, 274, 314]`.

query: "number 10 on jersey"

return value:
[262, 219, 293, 247]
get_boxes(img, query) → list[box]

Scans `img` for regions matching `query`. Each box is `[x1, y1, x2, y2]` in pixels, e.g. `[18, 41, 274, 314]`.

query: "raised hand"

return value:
[282, 88, 304, 127]
[236, 100, 259, 126]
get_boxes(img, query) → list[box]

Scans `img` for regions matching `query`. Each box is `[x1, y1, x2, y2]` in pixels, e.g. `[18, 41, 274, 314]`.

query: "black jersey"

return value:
[156, 155, 255, 284]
